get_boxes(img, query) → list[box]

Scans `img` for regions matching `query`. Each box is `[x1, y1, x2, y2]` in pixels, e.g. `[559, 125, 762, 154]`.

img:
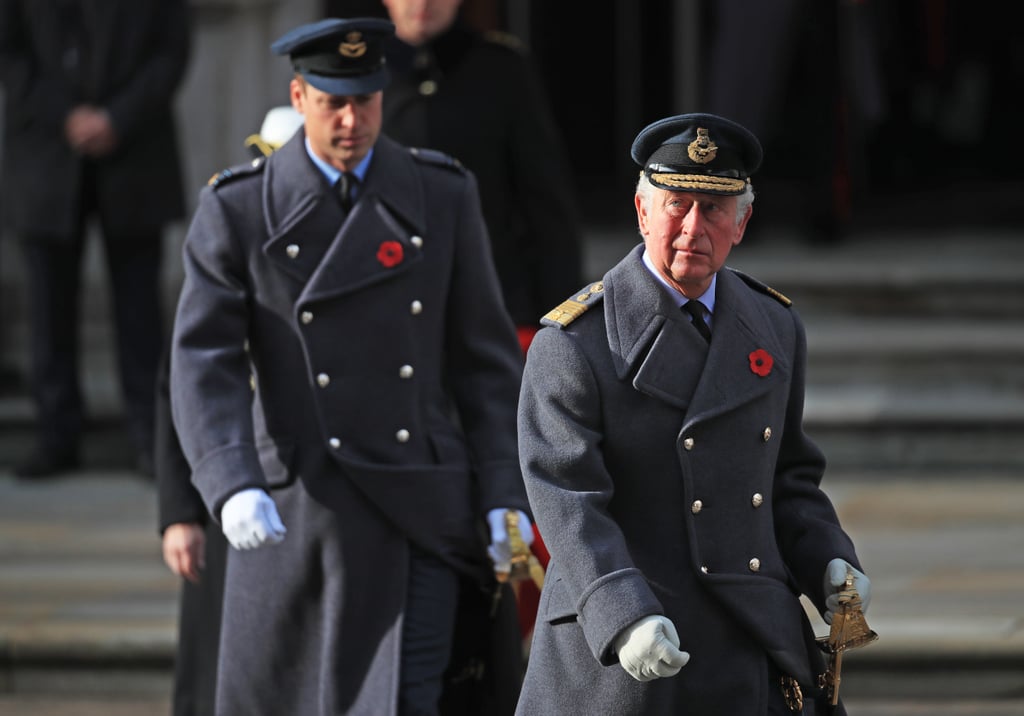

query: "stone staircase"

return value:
[750, 231, 1024, 476]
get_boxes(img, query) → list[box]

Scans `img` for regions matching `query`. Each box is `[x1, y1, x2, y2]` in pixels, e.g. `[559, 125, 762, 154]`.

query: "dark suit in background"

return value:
[0, 0, 190, 475]
[381, 19, 584, 335]
[155, 346, 226, 716]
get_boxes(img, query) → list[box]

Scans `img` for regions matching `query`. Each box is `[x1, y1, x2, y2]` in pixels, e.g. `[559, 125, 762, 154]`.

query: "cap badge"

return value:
[687, 127, 718, 164]
[339, 32, 367, 58]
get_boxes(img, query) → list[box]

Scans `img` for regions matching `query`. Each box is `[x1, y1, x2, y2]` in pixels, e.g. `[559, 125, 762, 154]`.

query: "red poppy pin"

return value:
[376, 240, 403, 268]
[748, 348, 773, 377]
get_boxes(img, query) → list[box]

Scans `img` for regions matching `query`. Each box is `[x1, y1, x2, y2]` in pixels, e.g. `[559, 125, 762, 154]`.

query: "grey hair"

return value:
[635, 172, 755, 227]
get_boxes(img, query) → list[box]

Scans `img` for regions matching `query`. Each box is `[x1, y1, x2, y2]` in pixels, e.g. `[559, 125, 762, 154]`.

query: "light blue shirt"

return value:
[304, 137, 373, 200]
[641, 249, 717, 331]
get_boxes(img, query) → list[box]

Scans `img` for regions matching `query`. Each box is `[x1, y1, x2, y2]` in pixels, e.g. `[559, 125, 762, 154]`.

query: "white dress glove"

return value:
[220, 488, 287, 550]
[823, 558, 871, 624]
[486, 508, 533, 574]
[614, 615, 690, 682]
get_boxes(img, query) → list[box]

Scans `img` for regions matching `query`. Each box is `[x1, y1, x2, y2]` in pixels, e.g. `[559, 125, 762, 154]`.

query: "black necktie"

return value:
[336, 172, 357, 211]
[682, 300, 712, 343]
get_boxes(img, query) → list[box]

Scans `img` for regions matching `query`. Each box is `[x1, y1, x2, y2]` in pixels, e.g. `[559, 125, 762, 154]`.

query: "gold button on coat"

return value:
[410, 300, 423, 315]
[748, 558, 761, 572]
[410, 235, 424, 248]
[691, 500, 703, 514]
[329, 437, 341, 449]
[301, 311, 313, 324]
[316, 373, 330, 388]
[700, 565, 709, 574]
[286, 244, 299, 258]
[418, 80, 437, 96]
[751, 493, 764, 508]
[683, 437, 694, 451]
[396, 429, 410, 443]
[762, 427, 772, 441]
[399, 365, 414, 379]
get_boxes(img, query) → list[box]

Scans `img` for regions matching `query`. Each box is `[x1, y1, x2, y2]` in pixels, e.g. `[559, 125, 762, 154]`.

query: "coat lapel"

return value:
[260, 135, 425, 300]
[300, 137, 426, 304]
[604, 247, 707, 411]
[261, 133, 337, 282]
[682, 267, 791, 428]
[604, 251, 791, 420]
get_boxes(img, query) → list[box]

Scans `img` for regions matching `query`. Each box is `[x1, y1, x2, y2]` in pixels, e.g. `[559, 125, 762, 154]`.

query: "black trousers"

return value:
[400, 545, 460, 716]
[171, 524, 227, 716]
[20, 175, 163, 459]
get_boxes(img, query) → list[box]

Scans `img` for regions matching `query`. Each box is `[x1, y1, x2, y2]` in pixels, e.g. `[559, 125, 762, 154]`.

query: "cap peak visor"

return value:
[300, 66, 389, 96]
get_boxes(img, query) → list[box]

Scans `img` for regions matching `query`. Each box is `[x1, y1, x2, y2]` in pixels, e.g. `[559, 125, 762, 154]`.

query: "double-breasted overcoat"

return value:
[516, 245, 862, 715]
[170, 132, 529, 715]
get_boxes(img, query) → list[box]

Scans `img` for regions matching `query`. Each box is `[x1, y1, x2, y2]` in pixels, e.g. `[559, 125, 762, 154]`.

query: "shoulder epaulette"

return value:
[207, 156, 266, 189]
[541, 281, 605, 328]
[409, 147, 465, 174]
[483, 30, 525, 53]
[729, 268, 792, 307]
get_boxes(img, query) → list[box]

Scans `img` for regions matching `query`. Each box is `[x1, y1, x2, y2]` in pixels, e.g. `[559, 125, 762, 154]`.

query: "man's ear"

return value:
[289, 77, 305, 113]
[734, 204, 753, 245]
[635, 192, 649, 235]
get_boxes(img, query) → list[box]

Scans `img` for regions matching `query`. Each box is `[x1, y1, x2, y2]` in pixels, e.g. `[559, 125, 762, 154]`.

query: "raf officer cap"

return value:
[631, 113, 763, 195]
[271, 18, 395, 96]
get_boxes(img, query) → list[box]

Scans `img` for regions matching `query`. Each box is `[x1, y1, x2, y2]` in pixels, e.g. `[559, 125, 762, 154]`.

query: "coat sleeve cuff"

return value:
[189, 443, 266, 523]
[577, 568, 664, 666]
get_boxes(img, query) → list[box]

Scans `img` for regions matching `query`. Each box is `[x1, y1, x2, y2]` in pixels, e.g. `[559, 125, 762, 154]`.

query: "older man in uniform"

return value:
[169, 18, 530, 716]
[515, 113, 871, 715]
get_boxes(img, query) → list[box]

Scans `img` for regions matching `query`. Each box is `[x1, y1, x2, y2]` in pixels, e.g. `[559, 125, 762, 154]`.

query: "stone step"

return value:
[804, 318, 1024, 392]
[805, 388, 1024, 473]
[730, 230, 1024, 320]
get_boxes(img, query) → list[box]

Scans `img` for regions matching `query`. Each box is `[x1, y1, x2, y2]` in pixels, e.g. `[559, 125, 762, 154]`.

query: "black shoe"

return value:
[14, 449, 80, 478]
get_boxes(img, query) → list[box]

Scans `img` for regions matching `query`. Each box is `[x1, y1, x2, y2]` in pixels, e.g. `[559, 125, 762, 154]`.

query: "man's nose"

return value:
[681, 206, 706, 235]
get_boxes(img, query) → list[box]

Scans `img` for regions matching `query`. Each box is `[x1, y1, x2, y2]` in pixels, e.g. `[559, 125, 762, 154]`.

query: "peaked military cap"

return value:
[631, 113, 763, 195]
[271, 18, 395, 96]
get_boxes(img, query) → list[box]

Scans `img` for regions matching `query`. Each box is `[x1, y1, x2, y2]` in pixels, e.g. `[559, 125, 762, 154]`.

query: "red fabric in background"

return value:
[516, 325, 539, 355]
[515, 526, 550, 639]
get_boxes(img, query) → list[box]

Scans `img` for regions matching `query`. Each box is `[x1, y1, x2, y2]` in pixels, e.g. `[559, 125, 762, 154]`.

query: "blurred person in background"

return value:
[0, 0, 191, 477]
[373, 0, 584, 352]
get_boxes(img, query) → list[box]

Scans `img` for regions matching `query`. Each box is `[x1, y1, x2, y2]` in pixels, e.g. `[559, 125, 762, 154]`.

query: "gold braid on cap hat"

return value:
[648, 172, 747, 193]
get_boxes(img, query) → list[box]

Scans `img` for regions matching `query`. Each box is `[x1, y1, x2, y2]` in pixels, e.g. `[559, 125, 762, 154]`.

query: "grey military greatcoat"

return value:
[516, 245, 861, 715]
[170, 132, 528, 715]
